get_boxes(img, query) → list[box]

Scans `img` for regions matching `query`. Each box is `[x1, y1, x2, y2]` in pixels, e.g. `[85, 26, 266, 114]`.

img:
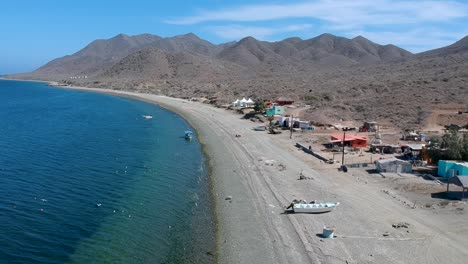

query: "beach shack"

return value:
[266, 105, 285, 116]
[438, 160, 468, 179]
[294, 120, 313, 130]
[447, 176, 468, 200]
[279, 116, 300, 128]
[330, 134, 367, 148]
[401, 144, 425, 159]
[376, 158, 412, 173]
[361, 121, 378, 132]
[276, 97, 295, 106]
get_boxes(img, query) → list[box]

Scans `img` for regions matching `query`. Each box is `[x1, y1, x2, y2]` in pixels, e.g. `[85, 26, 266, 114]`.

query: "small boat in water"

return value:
[184, 130, 194, 140]
[293, 202, 339, 213]
[142, 115, 153, 119]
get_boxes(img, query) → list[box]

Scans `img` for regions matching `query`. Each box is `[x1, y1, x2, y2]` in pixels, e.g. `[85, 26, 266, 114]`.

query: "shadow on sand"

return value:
[431, 191, 466, 201]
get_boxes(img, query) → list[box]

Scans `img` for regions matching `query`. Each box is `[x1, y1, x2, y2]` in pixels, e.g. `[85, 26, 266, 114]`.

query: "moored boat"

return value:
[293, 202, 339, 213]
[184, 130, 193, 140]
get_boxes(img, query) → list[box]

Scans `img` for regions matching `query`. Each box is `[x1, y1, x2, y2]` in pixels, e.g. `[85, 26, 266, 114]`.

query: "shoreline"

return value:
[49, 85, 224, 262]
[5, 79, 468, 264]
[45, 85, 230, 262]
[1, 78, 222, 261]
[39, 84, 308, 263]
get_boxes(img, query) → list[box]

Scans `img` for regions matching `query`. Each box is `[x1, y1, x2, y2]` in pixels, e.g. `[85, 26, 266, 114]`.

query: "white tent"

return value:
[232, 99, 240, 107]
[239, 98, 248, 107]
[246, 98, 255, 107]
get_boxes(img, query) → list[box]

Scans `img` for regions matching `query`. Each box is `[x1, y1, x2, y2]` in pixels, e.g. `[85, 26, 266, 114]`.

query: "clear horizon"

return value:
[1, 0, 468, 75]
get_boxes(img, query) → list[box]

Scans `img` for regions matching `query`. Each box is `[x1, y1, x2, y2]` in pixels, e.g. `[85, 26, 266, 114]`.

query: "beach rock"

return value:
[277, 163, 286, 171]
[392, 222, 410, 229]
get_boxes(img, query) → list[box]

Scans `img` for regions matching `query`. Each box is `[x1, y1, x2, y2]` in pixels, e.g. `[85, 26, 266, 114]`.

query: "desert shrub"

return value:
[304, 95, 319, 104]
[254, 99, 266, 113]
[427, 131, 468, 162]
[355, 105, 365, 112]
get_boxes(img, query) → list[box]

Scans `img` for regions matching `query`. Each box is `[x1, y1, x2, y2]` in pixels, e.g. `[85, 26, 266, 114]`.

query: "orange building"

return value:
[330, 134, 367, 148]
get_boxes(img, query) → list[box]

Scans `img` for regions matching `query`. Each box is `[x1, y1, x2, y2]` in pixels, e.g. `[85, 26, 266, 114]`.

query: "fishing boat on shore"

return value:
[253, 125, 268, 131]
[184, 130, 193, 140]
[293, 202, 340, 213]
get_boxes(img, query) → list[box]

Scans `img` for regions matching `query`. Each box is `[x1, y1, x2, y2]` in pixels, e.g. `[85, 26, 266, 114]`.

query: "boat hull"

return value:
[293, 202, 339, 213]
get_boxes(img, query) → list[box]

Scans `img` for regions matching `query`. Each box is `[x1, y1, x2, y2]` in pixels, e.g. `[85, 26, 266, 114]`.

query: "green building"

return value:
[438, 160, 468, 179]
[266, 105, 285, 116]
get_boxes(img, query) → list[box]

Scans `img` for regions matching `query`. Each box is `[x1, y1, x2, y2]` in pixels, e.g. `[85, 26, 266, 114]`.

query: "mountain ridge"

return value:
[7, 33, 468, 129]
[24, 32, 417, 78]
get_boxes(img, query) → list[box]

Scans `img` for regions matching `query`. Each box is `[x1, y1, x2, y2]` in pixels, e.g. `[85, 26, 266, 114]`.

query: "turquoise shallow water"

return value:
[0, 80, 215, 263]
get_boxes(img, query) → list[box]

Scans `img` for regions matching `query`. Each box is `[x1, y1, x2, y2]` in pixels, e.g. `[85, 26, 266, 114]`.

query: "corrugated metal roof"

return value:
[331, 134, 367, 141]
[277, 97, 294, 101]
[406, 144, 425, 150]
[449, 176, 468, 188]
[376, 157, 411, 164]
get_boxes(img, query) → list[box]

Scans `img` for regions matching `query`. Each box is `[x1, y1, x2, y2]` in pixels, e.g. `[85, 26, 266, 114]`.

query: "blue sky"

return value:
[1, 0, 468, 74]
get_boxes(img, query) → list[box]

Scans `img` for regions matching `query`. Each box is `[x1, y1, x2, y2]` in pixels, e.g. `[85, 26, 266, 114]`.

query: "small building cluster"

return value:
[277, 116, 314, 130]
[401, 131, 427, 142]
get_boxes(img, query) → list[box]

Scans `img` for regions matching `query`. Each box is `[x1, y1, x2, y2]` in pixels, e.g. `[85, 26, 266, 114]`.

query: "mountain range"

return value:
[8, 33, 468, 128]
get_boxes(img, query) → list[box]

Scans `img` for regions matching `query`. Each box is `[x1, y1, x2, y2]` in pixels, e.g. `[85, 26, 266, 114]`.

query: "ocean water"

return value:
[0, 80, 215, 263]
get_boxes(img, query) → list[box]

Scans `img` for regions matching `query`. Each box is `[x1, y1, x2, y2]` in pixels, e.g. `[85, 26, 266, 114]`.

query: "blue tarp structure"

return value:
[438, 160, 468, 179]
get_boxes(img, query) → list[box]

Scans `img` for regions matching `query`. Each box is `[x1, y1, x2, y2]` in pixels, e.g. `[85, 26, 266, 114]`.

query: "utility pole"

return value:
[290, 114, 293, 139]
[341, 131, 346, 165]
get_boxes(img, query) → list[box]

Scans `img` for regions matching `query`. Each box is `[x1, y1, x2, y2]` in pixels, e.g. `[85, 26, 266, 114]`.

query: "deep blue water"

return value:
[0, 80, 215, 263]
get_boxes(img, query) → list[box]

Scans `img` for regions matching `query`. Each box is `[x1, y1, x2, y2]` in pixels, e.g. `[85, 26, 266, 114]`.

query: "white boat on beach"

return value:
[293, 202, 340, 213]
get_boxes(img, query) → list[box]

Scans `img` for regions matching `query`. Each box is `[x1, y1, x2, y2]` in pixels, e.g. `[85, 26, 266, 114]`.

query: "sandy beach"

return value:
[49, 85, 468, 264]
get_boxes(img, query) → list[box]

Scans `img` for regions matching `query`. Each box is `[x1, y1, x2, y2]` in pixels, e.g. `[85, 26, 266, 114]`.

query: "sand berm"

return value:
[55, 85, 468, 264]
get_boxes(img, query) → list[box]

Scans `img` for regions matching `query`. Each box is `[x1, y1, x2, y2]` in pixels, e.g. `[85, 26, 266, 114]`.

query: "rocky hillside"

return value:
[8, 33, 468, 129]
[218, 33, 412, 67]
[98, 47, 245, 81]
[417, 36, 468, 58]
[18, 33, 232, 79]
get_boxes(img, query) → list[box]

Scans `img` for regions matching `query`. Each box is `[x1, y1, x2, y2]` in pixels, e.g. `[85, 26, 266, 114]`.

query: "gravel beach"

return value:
[56, 86, 468, 264]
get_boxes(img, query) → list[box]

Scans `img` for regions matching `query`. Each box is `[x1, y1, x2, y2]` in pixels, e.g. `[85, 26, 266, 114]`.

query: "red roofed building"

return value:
[330, 134, 367, 148]
[276, 97, 295, 106]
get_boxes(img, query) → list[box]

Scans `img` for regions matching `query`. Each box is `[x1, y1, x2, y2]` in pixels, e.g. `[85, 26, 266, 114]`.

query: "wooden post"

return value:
[290, 115, 293, 139]
[341, 131, 346, 165]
